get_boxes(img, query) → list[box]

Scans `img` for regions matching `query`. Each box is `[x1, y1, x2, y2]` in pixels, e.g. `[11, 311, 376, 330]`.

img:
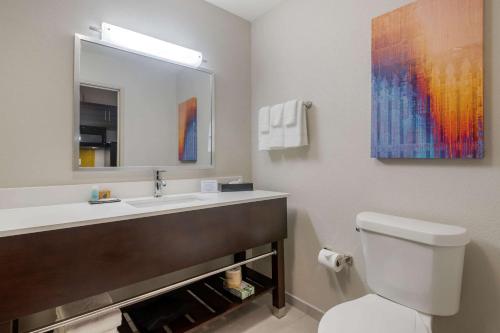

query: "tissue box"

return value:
[201, 180, 219, 193]
[223, 280, 255, 300]
[218, 183, 254, 192]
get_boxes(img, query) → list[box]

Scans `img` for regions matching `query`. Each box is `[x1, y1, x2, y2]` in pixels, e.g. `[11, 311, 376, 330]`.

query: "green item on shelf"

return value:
[223, 280, 255, 300]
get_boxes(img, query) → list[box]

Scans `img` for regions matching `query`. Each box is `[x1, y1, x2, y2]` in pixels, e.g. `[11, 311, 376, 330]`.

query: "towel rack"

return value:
[303, 101, 313, 110]
[24, 251, 277, 333]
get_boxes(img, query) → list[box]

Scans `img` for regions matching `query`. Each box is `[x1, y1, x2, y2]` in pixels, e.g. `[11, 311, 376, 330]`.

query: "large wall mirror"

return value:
[74, 34, 214, 170]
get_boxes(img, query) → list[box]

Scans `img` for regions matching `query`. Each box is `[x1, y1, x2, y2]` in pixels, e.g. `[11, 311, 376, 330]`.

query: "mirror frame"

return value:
[73, 34, 215, 171]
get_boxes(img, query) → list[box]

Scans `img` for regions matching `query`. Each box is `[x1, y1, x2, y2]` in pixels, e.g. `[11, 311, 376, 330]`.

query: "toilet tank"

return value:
[356, 212, 469, 316]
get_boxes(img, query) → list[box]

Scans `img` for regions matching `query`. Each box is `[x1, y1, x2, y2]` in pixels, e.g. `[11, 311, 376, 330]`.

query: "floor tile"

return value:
[193, 295, 319, 333]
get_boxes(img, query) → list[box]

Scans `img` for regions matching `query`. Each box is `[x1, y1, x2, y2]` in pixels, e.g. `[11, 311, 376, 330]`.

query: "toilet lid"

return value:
[318, 294, 431, 333]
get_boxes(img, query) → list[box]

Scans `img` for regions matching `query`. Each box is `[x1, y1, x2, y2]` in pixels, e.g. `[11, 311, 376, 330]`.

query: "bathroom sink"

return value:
[126, 194, 206, 209]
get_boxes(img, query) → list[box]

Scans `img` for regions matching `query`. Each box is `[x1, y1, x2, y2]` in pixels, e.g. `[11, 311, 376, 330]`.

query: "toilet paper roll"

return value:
[318, 249, 346, 272]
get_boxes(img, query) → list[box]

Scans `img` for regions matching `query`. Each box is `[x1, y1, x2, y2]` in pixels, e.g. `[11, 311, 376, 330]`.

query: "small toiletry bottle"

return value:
[91, 185, 99, 201]
[99, 189, 111, 199]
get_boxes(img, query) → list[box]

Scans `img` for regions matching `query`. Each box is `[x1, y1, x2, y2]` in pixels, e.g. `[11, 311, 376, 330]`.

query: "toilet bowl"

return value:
[318, 294, 432, 333]
[318, 212, 469, 333]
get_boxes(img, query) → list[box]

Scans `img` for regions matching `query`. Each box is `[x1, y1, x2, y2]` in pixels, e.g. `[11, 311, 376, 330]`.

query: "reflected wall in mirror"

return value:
[75, 36, 214, 169]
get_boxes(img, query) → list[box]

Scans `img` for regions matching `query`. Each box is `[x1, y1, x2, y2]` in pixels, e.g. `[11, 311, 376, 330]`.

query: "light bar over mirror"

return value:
[100, 22, 203, 68]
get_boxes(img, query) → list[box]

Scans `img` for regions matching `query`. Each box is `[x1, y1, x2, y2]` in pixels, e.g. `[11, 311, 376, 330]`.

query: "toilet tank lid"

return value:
[356, 212, 470, 247]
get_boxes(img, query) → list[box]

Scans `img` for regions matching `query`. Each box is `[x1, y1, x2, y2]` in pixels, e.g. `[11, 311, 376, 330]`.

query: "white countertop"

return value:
[0, 190, 288, 238]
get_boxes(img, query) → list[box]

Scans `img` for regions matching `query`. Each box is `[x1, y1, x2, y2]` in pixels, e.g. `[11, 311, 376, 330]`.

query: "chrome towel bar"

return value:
[26, 250, 277, 333]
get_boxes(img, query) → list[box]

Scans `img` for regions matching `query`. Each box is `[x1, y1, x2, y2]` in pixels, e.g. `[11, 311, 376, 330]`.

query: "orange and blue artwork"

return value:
[371, 0, 484, 159]
[178, 97, 197, 162]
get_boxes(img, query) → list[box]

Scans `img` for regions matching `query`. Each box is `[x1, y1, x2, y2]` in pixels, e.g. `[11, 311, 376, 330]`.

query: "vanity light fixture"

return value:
[100, 23, 203, 68]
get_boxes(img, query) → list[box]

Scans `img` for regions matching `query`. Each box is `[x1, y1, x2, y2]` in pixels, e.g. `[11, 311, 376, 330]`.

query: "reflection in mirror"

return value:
[79, 84, 119, 167]
[76, 38, 213, 169]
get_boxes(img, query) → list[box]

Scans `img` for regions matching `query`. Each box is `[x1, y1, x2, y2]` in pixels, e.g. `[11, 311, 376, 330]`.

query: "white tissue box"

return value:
[200, 180, 218, 193]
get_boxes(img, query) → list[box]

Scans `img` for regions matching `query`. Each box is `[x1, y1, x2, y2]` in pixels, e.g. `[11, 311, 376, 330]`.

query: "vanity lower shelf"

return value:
[118, 268, 273, 333]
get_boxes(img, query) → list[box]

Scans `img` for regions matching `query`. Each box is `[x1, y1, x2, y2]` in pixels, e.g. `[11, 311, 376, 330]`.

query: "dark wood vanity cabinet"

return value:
[0, 198, 287, 331]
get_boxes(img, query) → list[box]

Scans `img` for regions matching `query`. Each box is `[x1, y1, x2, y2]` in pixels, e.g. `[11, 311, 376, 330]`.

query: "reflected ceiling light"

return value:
[100, 23, 203, 68]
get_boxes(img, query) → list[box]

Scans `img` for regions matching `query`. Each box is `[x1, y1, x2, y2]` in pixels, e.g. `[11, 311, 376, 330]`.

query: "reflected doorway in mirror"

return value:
[79, 84, 120, 167]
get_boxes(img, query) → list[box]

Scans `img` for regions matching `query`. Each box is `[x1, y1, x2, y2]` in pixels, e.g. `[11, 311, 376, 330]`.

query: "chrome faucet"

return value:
[154, 169, 167, 197]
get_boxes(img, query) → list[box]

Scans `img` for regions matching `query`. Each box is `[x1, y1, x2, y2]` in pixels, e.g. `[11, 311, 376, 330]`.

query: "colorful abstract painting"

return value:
[371, 0, 484, 159]
[178, 97, 197, 162]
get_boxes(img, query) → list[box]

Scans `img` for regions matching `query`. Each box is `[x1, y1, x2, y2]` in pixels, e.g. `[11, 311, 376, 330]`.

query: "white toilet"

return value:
[319, 212, 470, 333]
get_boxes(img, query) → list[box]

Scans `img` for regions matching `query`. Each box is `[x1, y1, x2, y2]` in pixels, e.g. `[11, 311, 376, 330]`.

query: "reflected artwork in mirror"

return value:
[74, 35, 214, 169]
[178, 97, 198, 162]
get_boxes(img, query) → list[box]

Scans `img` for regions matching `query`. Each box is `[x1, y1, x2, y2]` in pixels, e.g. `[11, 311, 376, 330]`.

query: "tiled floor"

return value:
[193, 295, 319, 333]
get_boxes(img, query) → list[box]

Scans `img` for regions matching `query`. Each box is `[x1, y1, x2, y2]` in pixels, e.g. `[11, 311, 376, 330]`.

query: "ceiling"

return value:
[204, 0, 284, 21]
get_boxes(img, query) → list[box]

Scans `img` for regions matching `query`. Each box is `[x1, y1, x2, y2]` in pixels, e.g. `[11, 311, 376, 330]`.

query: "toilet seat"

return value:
[318, 294, 432, 333]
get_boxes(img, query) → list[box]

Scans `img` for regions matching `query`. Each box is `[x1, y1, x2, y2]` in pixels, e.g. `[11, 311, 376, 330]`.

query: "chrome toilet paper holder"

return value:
[323, 247, 353, 266]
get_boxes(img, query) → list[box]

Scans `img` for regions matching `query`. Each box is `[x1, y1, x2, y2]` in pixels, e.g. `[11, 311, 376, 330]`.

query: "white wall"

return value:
[0, 0, 251, 187]
[251, 1, 500, 332]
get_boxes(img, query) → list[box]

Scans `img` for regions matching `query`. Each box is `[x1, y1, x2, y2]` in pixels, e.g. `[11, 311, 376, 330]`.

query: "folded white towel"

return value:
[258, 106, 271, 133]
[258, 106, 271, 151]
[56, 311, 122, 333]
[284, 100, 298, 127]
[284, 100, 308, 148]
[55, 293, 122, 333]
[270, 104, 284, 128]
[269, 104, 285, 149]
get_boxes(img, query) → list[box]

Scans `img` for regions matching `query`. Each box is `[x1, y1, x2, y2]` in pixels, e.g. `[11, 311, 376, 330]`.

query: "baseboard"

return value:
[285, 292, 325, 321]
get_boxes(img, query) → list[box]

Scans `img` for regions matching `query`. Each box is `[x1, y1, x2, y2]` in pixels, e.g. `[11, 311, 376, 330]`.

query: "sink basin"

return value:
[126, 194, 206, 209]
